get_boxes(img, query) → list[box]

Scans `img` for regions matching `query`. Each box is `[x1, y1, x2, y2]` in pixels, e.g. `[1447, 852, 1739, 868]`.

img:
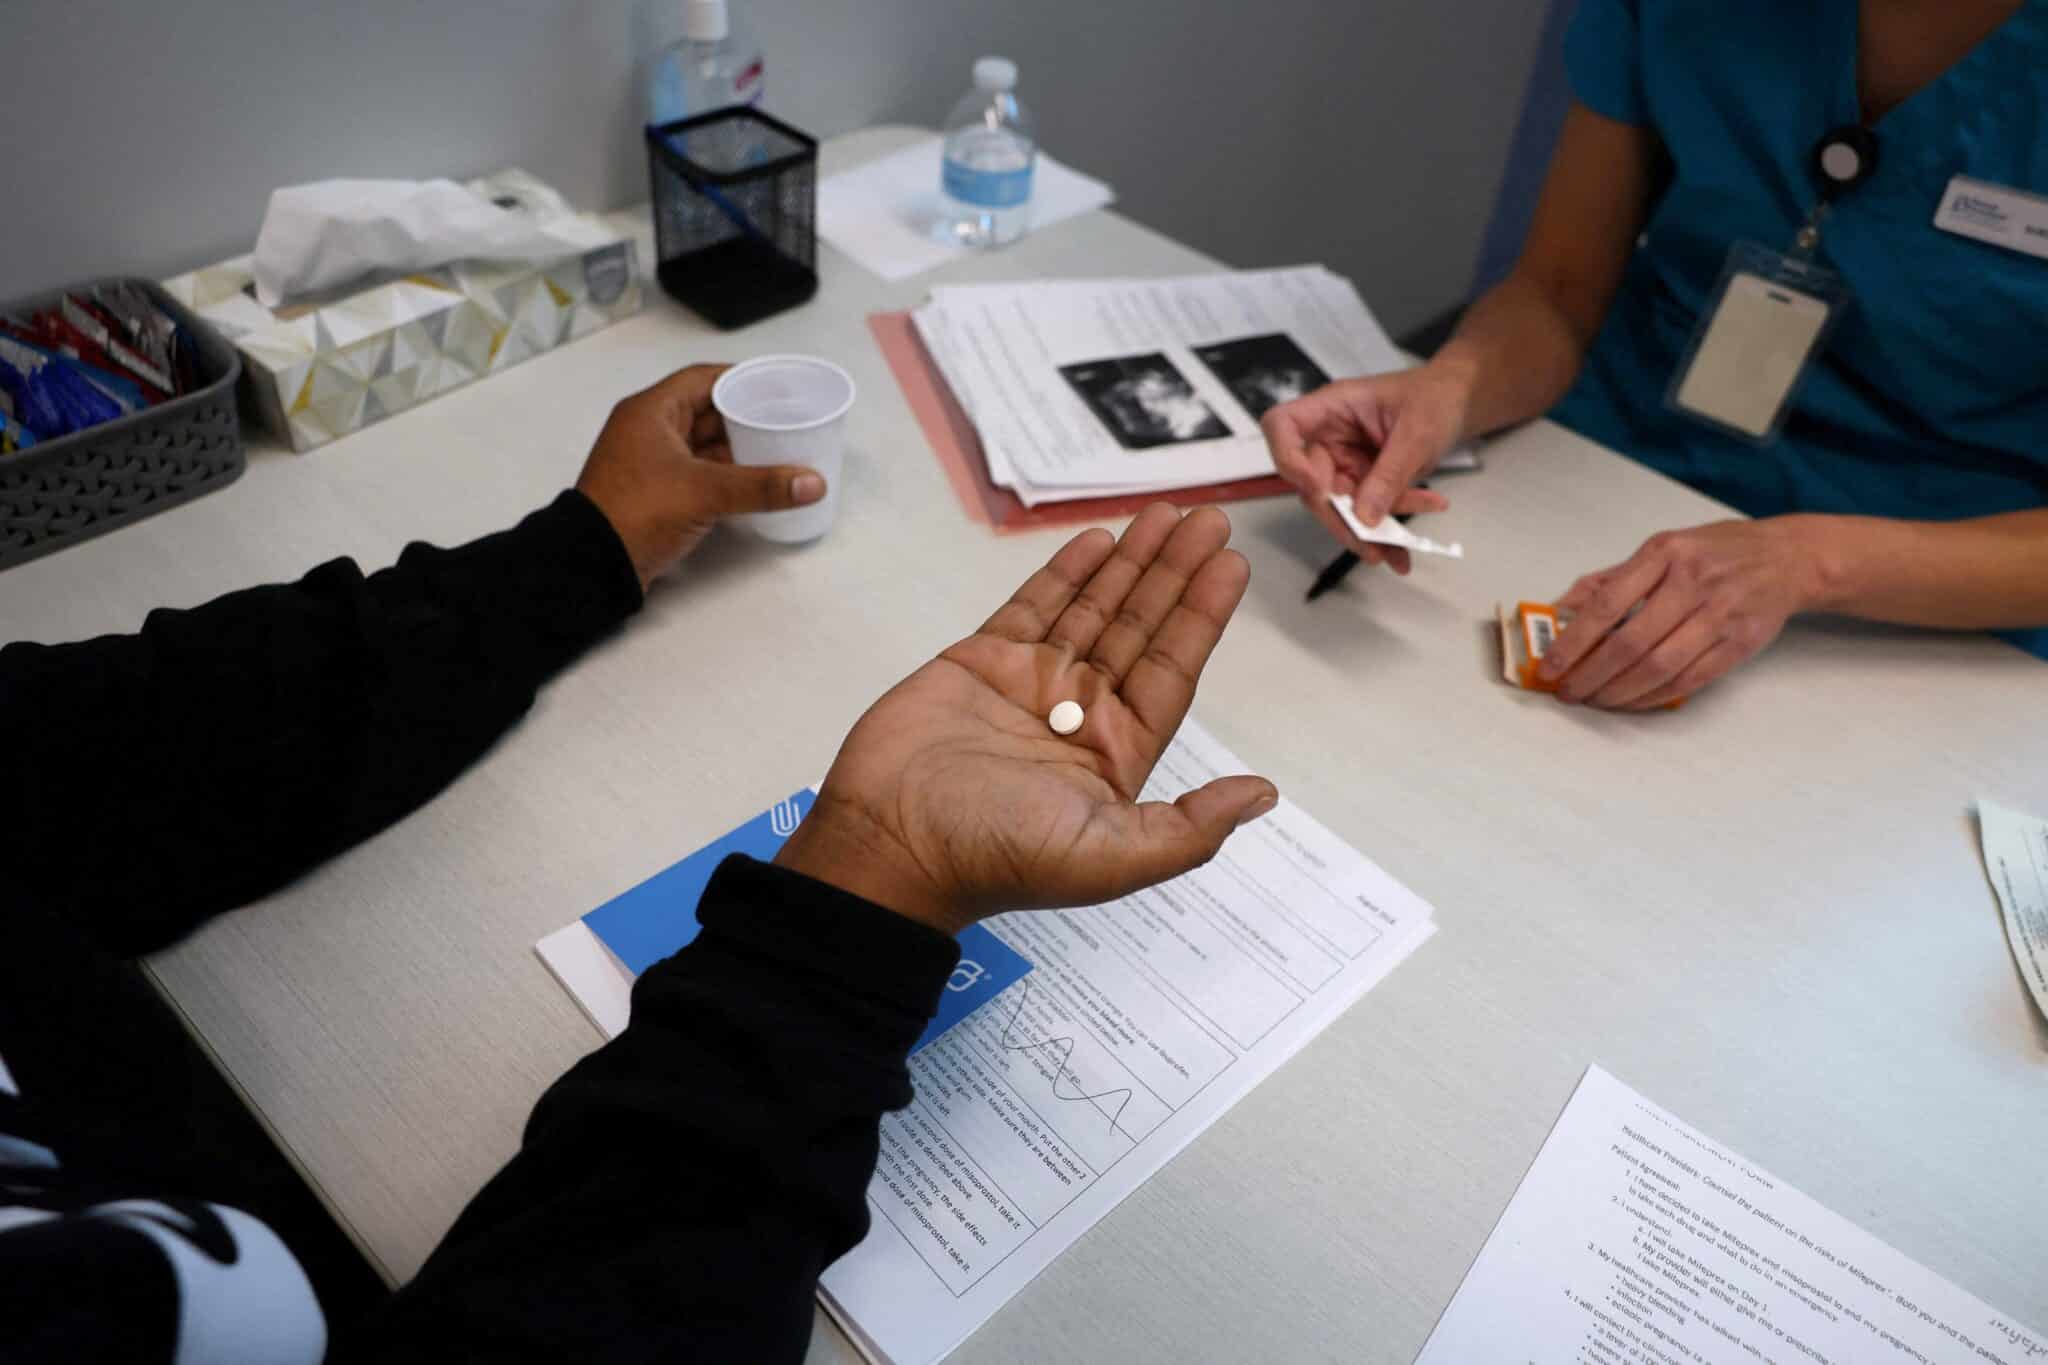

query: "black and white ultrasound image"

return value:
[1190, 333, 1332, 419]
[1059, 353, 1232, 450]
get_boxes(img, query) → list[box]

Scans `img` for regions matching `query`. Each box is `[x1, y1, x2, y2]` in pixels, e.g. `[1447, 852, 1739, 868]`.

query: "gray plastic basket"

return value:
[0, 277, 243, 571]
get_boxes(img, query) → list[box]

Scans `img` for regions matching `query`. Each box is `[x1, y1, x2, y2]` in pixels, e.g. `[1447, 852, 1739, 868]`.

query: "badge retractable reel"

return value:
[1668, 126, 1875, 444]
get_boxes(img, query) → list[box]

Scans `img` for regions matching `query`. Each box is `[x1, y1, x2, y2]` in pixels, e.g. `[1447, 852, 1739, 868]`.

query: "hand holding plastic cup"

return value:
[712, 355, 856, 543]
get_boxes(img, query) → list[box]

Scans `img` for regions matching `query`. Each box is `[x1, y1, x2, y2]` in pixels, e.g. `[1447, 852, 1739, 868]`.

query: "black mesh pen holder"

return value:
[646, 108, 819, 330]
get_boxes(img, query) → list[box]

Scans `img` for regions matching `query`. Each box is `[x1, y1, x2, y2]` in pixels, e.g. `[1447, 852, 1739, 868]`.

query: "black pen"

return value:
[1306, 487, 1426, 602]
[1305, 549, 1362, 602]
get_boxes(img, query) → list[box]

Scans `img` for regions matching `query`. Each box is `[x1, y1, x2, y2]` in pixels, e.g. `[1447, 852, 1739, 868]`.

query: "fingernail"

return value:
[1237, 792, 1279, 826]
[791, 472, 825, 504]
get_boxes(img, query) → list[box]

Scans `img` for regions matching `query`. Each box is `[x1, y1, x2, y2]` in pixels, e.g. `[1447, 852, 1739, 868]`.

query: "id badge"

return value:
[1668, 242, 1848, 445]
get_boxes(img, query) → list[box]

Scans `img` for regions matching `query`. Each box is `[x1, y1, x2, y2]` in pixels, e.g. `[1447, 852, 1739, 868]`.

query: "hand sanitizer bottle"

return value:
[648, 0, 764, 126]
[941, 57, 1036, 248]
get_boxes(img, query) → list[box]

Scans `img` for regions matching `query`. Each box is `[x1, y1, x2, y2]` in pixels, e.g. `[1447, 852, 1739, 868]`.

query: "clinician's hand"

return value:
[1541, 518, 1829, 710]
[1260, 368, 1458, 574]
[776, 503, 1278, 935]
[575, 364, 826, 590]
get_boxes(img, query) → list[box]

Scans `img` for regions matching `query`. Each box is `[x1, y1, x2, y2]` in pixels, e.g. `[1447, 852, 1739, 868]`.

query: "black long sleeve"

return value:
[352, 855, 961, 1363]
[3, 491, 955, 1362]
[0, 490, 643, 956]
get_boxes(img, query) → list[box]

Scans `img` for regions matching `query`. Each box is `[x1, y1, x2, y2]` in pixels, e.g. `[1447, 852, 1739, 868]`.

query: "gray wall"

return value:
[4, 0, 1551, 338]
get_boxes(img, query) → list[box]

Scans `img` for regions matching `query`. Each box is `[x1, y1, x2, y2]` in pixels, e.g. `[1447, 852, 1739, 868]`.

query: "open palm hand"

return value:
[776, 504, 1276, 934]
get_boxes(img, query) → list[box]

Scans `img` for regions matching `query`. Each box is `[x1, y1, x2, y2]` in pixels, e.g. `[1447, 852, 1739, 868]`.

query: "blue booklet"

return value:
[572, 788, 1031, 1052]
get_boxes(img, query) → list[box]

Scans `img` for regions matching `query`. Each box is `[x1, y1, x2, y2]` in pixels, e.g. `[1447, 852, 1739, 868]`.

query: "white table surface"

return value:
[6, 126, 2044, 1361]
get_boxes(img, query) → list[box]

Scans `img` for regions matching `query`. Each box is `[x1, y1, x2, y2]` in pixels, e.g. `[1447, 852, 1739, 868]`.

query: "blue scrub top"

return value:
[1552, 0, 2048, 655]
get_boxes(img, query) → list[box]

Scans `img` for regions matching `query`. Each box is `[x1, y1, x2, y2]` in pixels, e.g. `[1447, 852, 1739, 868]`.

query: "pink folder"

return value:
[868, 311, 1295, 533]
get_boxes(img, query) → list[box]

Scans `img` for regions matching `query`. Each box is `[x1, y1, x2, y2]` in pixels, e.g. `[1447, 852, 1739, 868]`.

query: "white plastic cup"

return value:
[711, 354, 856, 544]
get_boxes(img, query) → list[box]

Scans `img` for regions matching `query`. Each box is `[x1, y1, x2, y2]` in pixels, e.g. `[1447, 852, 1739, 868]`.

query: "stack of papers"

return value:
[911, 266, 1411, 507]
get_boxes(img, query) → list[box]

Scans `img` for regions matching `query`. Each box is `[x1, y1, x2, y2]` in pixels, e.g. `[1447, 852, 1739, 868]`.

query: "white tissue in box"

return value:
[251, 169, 595, 308]
[163, 170, 640, 453]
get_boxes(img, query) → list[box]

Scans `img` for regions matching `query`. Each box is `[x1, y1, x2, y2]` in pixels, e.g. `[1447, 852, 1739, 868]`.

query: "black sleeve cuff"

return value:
[692, 855, 963, 1052]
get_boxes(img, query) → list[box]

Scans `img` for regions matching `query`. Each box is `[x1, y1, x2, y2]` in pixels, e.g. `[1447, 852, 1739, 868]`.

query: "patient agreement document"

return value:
[819, 720, 1438, 1365]
[1977, 799, 2048, 1023]
[1418, 1066, 2043, 1365]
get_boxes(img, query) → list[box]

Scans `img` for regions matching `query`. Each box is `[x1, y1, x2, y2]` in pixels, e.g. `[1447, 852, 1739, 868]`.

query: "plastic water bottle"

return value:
[941, 57, 1036, 248]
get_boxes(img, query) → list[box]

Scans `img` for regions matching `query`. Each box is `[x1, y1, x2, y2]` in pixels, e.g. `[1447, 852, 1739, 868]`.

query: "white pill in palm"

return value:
[1048, 700, 1084, 736]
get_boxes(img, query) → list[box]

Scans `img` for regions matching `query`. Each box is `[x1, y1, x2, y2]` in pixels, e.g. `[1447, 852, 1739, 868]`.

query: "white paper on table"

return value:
[535, 920, 636, 1039]
[912, 267, 1406, 502]
[926, 268, 1363, 495]
[911, 301, 1025, 496]
[916, 296, 1481, 508]
[1418, 1065, 2043, 1364]
[1328, 493, 1465, 558]
[818, 717, 1438, 1365]
[1977, 799, 2048, 1022]
[914, 298, 1138, 506]
[820, 137, 1114, 282]
[917, 314, 1143, 506]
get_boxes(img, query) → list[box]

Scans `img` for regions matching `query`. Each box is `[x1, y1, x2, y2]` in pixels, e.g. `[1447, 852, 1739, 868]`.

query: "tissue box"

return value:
[162, 175, 640, 452]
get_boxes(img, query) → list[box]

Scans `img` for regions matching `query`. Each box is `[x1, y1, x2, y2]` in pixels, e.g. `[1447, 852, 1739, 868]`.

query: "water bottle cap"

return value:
[683, 0, 729, 41]
[973, 56, 1018, 92]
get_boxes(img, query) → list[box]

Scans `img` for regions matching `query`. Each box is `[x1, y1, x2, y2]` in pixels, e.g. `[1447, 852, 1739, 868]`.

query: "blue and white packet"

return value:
[577, 788, 1033, 1053]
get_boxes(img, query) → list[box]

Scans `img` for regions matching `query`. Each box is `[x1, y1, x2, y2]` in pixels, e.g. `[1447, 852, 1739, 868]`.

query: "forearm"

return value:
[1430, 270, 1598, 440]
[1797, 509, 2048, 630]
[1424, 104, 1661, 444]
[0, 491, 642, 955]
[355, 857, 957, 1363]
